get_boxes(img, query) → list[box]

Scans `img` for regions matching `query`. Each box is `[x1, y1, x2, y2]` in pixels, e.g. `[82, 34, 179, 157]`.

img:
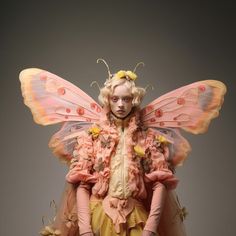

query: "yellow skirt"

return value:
[90, 199, 148, 236]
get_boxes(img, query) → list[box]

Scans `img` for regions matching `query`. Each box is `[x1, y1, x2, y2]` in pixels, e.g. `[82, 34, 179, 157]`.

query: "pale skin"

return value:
[81, 84, 156, 236]
[109, 84, 133, 119]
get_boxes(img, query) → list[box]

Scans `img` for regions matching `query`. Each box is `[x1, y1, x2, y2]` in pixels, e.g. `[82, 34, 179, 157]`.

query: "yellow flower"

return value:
[134, 145, 145, 157]
[156, 135, 169, 144]
[117, 70, 126, 78]
[116, 70, 137, 81]
[126, 70, 137, 80]
[40, 226, 61, 236]
[89, 126, 101, 138]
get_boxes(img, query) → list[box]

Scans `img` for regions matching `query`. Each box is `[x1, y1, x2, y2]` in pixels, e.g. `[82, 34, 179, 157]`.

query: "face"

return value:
[109, 84, 133, 119]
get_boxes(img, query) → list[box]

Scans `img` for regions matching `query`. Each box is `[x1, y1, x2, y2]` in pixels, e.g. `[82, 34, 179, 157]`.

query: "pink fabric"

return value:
[66, 161, 96, 184]
[64, 111, 181, 235]
[92, 167, 110, 197]
[145, 170, 178, 190]
[76, 183, 93, 235]
[144, 182, 167, 234]
[102, 196, 135, 233]
[66, 112, 179, 199]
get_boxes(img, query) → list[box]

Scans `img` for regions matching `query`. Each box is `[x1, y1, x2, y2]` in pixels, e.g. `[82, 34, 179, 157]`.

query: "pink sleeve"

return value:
[66, 160, 96, 184]
[66, 131, 97, 184]
[144, 182, 167, 233]
[144, 137, 178, 189]
[76, 183, 93, 235]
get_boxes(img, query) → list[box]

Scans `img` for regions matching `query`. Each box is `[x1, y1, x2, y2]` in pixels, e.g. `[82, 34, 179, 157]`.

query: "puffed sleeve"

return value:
[141, 129, 179, 234]
[143, 129, 178, 190]
[66, 130, 97, 184]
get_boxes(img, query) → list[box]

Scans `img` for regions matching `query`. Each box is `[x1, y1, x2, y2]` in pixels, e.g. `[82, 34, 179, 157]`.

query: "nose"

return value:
[117, 99, 124, 107]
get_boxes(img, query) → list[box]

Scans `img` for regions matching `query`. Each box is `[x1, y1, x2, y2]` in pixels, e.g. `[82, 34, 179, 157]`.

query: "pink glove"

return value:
[76, 183, 93, 235]
[142, 230, 157, 236]
[143, 182, 167, 234]
[80, 233, 94, 236]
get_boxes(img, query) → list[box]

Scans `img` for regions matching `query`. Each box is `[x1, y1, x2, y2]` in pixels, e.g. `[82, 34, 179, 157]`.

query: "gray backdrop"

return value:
[1, 1, 235, 236]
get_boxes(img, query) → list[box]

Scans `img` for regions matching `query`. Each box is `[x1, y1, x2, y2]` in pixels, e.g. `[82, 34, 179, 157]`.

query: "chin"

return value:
[115, 114, 126, 119]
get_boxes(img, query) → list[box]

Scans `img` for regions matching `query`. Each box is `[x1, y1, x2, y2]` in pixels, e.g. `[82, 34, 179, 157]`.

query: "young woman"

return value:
[20, 60, 226, 236]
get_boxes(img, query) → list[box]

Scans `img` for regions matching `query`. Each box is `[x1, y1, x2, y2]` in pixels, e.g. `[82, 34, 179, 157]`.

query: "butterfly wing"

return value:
[19, 68, 103, 162]
[19, 68, 103, 125]
[151, 127, 191, 167]
[48, 121, 92, 163]
[141, 80, 226, 134]
[141, 80, 226, 167]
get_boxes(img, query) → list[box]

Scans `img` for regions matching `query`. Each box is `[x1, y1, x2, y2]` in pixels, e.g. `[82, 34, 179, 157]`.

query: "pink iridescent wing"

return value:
[152, 127, 191, 166]
[48, 121, 91, 163]
[19, 68, 103, 162]
[141, 80, 226, 134]
[19, 68, 103, 125]
[141, 80, 226, 166]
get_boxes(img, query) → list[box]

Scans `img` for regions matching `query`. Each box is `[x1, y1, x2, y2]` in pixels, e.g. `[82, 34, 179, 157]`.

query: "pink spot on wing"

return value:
[155, 109, 163, 118]
[65, 115, 68, 119]
[198, 85, 206, 92]
[86, 118, 91, 122]
[91, 103, 96, 110]
[150, 118, 156, 123]
[66, 108, 71, 113]
[177, 98, 185, 105]
[146, 105, 154, 112]
[57, 87, 66, 95]
[96, 106, 101, 113]
[40, 75, 47, 81]
[160, 122, 165, 126]
[77, 107, 85, 116]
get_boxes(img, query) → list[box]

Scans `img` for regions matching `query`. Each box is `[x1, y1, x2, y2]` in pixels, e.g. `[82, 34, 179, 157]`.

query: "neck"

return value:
[108, 108, 139, 130]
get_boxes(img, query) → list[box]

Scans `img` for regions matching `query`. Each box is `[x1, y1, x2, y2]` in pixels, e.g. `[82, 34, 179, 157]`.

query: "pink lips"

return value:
[117, 110, 125, 113]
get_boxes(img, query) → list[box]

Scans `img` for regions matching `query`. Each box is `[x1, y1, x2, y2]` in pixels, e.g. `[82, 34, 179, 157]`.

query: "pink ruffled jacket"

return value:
[66, 113, 178, 199]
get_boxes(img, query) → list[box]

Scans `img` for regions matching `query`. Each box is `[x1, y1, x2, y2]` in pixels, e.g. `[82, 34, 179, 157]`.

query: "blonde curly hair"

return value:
[98, 74, 146, 109]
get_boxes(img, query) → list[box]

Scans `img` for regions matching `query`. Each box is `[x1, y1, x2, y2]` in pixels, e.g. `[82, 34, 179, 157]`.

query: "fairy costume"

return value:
[19, 61, 226, 236]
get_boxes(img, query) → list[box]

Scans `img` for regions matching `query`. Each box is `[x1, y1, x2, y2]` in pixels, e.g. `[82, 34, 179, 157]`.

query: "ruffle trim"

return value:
[90, 200, 147, 236]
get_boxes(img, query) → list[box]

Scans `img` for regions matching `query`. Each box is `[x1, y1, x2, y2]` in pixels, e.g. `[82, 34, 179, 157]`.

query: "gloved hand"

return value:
[76, 183, 93, 235]
[80, 232, 94, 236]
[142, 230, 157, 236]
[143, 182, 166, 234]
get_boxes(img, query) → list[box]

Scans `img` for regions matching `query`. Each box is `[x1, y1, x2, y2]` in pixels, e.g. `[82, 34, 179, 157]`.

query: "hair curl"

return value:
[98, 75, 146, 109]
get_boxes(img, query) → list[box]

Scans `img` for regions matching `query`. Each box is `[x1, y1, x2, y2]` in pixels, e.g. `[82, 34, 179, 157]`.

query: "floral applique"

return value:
[88, 126, 101, 139]
[178, 206, 188, 221]
[174, 195, 188, 222]
[133, 145, 145, 157]
[93, 157, 105, 172]
[39, 201, 61, 236]
[63, 212, 77, 229]
[40, 226, 61, 236]
[133, 144, 152, 173]
[100, 135, 112, 149]
[156, 134, 169, 145]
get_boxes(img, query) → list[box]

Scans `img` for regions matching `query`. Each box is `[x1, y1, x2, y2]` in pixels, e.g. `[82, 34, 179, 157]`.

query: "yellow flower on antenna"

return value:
[126, 70, 137, 80]
[117, 70, 126, 78]
[116, 70, 137, 81]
